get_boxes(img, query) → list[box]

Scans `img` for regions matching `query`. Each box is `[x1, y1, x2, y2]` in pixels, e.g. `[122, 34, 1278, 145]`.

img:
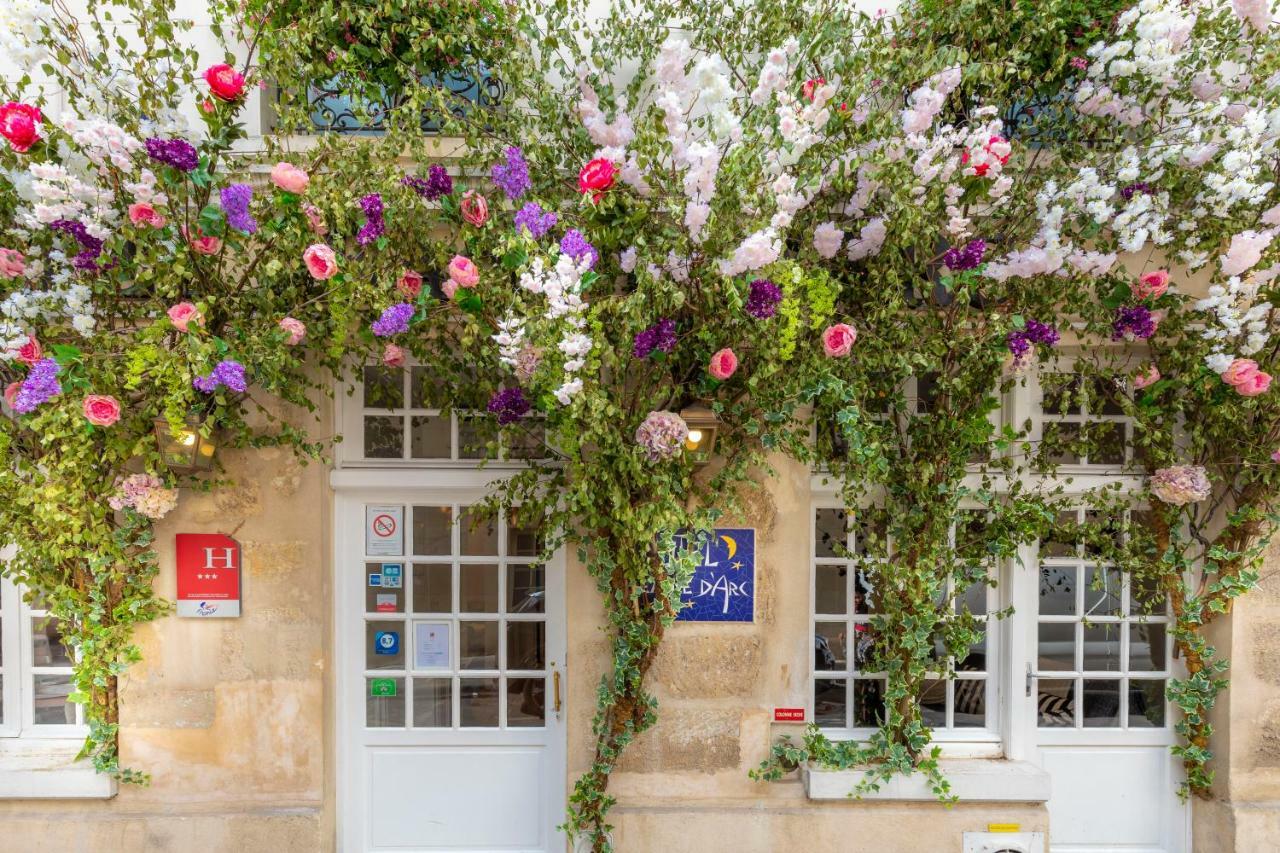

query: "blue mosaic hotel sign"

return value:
[671, 528, 756, 622]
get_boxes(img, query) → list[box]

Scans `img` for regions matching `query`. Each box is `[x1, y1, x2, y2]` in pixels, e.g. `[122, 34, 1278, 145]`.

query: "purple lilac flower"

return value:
[1120, 182, 1154, 201]
[401, 164, 453, 200]
[942, 238, 987, 271]
[487, 387, 532, 425]
[513, 202, 557, 239]
[357, 193, 385, 245]
[559, 229, 598, 269]
[194, 359, 248, 394]
[491, 146, 531, 200]
[220, 184, 257, 234]
[371, 303, 415, 337]
[1112, 305, 1157, 341]
[633, 318, 677, 359]
[1007, 319, 1060, 360]
[745, 278, 782, 319]
[144, 137, 199, 172]
[49, 219, 105, 271]
[13, 357, 61, 413]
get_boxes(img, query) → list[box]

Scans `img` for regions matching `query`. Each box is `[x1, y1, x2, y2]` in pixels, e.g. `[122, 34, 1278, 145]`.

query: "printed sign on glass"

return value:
[370, 678, 397, 697]
[365, 504, 404, 556]
[668, 528, 755, 622]
[175, 533, 241, 618]
[374, 630, 400, 656]
[415, 621, 451, 669]
[381, 562, 403, 589]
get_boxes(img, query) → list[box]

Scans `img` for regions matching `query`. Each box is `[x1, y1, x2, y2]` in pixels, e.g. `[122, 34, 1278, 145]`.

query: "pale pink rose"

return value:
[1236, 371, 1272, 396]
[82, 394, 121, 426]
[397, 269, 423, 299]
[278, 316, 306, 345]
[14, 336, 40, 365]
[1132, 269, 1169, 300]
[441, 278, 459, 300]
[302, 203, 327, 235]
[460, 191, 489, 226]
[822, 323, 858, 357]
[167, 302, 202, 332]
[708, 347, 739, 380]
[270, 161, 309, 194]
[0, 248, 25, 277]
[128, 202, 166, 228]
[2, 382, 18, 408]
[382, 343, 406, 368]
[447, 255, 480, 289]
[303, 243, 338, 279]
[1222, 358, 1261, 387]
[1133, 365, 1161, 390]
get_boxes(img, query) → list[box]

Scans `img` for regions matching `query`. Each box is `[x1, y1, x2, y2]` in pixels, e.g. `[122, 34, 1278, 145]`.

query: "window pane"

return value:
[33, 617, 72, 666]
[366, 621, 405, 670]
[953, 678, 986, 728]
[1129, 679, 1166, 727]
[919, 678, 947, 727]
[412, 506, 453, 555]
[1093, 377, 1126, 415]
[363, 416, 403, 458]
[366, 677, 405, 727]
[1037, 679, 1075, 727]
[363, 366, 404, 408]
[961, 578, 989, 616]
[1131, 574, 1167, 616]
[33, 674, 76, 725]
[412, 678, 451, 728]
[815, 564, 847, 615]
[460, 677, 500, 727]
[1083, 623, 1121, 672]
[815, 622, 846, 672]
[1042, 374, 1081, 414]
[853, 679, 885, 727]
[506, 510, 543, 556]
[507, 621, 545, 671]
[958, 628, 987, 672]
[1082, 679, 1121, 727]
[410, 366, 444, 409]
[852, 568, 878, 614]
[460, 621, 499, 670]
[1089, 422, 1125, 466]
[506, 423, 547, 460]
[412, 564, 451, 613]
[410, 415, 451, 458]
[1039, 565, 1076, 615]
[508, 565, 545, 613]
[460, 507, 498, 556]
[1129, 623, 1166, 671]
[458, 415, 494, 460]
[814, 509, 849, 558]
[1037, 622, 1075, 672]
[1041, 512, 1081, 558]
[366, 563, 404, 613]
[1042, 421, 1083, 465]
[1083, 566, 1122, 617]
[813, 679, 847, 728]
[459, 564, 499, 613]
[507, 676, 546, 727]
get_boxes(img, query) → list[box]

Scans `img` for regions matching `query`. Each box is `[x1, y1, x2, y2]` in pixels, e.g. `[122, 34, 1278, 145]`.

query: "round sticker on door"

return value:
[374, 630, 400, 655]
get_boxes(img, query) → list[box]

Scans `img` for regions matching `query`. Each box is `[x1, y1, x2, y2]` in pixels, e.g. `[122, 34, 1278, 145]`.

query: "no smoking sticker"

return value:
[365, 504, 404, 556]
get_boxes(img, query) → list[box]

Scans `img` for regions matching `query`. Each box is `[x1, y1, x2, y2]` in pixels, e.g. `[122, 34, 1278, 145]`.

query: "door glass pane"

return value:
[366, 677, 405, 727]
[1037, 622, 1075, 672]
[813, 678, 846, 728]
[460, 507, 498, 556]
[363, 366, 403, 408]
[1129, 623, 1166, 671]
[1041, 512, 1081, 558]
[33, 674, 76, 725]
[460, 677, 500, 727]
[459, 621, 499, 670]
[1036, 679, 1075, 727]
[959, 628, 986, 672]
[32, 618, 72, 666]
[919, 678, 946, 727]
[412, 506, 453, 555]
[412, 564, 451, 613]
[507, 676, 546, 727]
[363, 416, 403, 458]
[853, 679, 885, 727]
[508, 565, 545, 613]
[506, 511, 543, 556]
[1083, 566, 1122, 617]
[412, 678, 451, 728]
[815, 564, 847, 615]
[507, 622, 545, 671]
[961, 579, 989, 616]
[366, 621, 405, 670]
[1039, 565, 1076, 614]
[1043, 421, 1082, 465]
[953, 679, 986, 728]
[1082, 623, 1121, 672]
[1082, 679, 1121, 727]
[365, 563, 404, 613]
[410, 416, 451, 458]
[814, 509, 849, 558]
[852, 569, 878, 614]
[1129, 679, 1166, 727]
[459, 564, 499, 613]
[1131, 574, 1167, 615]
[815, 621, 845, 672]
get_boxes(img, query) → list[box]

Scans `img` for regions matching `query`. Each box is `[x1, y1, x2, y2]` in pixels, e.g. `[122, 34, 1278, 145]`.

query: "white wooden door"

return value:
[337, 490, 567, 853]
[1026, 515, 1189, 853]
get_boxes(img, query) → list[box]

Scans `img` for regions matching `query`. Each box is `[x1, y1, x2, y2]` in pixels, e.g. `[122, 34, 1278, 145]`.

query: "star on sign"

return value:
[731, 560, 743, 570]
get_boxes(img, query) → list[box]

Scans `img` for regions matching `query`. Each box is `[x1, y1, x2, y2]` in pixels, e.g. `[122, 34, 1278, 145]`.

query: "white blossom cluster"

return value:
[505, 254, 594, 406]
[0, 0, 46, 70]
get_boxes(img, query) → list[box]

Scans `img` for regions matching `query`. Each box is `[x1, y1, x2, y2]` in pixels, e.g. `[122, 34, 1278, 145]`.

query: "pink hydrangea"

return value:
[812, 222, 844, 259]
[109, 473, 178, 519]
[1149, 466, 1212, 506]
[278, 316, 306, 345]
[0, 248, 24, 277]
[635, 410, 688, 461]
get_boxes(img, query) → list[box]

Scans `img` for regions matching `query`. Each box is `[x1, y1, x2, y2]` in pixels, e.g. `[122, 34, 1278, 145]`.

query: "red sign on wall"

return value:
[176, 533, 241, 618]
[773, 707, 806, 723]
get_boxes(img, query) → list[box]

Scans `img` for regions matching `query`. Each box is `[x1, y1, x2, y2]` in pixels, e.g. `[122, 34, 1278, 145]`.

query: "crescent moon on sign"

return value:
[720, 535, 737, 560]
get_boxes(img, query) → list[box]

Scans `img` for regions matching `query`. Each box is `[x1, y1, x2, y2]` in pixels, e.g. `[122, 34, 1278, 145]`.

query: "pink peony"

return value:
[14, 336, 40, 365]
[460, 191, 489, 226]
[167, 302, 202, 332]
[278, 316, 306, 345]
[1132, 269, 1169, 300]
[303, 243, 338, 279]
[708, 347, 739, 380]
[578, 157, 617, 202]
[397, 269, 423, 299]
[302, 203, 327, 235]
[1222, 358, 1262, 388]
[1236, 371, 1272, 396]
[382, 343, 406, 368]
[0, 102, 41, 153]
[0, 248, 25, 277]
[270, 162, 309, 194]
[182, 226, 221, 255]
[128, 202, 166, 228]
[1133, 365, 1161, 390]
[204, 63, 246, 101]
[82, 394, 121, 427]
[822, 323, 858, 357]
[447, 255, 480, 289]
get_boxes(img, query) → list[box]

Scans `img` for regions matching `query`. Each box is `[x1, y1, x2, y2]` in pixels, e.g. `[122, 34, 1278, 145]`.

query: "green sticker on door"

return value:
[369, 678, 397, 698]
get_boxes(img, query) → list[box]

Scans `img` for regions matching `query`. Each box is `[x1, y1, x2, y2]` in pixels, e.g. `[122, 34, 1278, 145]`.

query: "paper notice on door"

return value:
[365, 505, 404, 556]
[415, 621, 451, 669]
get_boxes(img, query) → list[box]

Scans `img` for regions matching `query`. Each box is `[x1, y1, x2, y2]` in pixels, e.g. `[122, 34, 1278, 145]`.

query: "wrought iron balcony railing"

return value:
[307, 67, 506, 134]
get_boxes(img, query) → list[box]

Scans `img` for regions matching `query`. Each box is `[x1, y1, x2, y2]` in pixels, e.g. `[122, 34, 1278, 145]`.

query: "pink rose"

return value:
[822, 323, 858, 357]
[0, 248, 25, 277]
[302, 203, 328, 235]
[0, 102, 41, 153]
[200, 99, 216, 114]
[2, 382, 18, 409]
[82, 394, 121, 427]
[1133, 364, 1161, 390]
[204, 63, 246, 101]
[1132, 269, 1170, 300]
[441, 278, 459, 300]
[460, 191, 489, 226]
[167, 302, 202, 333]
[278, 316, 306, 345]
[397, 269, 423, 299]
[708, 347, 739, 380]
[303, 243, 338, 279]
[382, 343, 406, 368]
[577, 157, 617, 202]
[1222, 358, 1261, 388]
[270, 162, 309, 194]
[127, 202, 166, 228]
[182, 226, 222, 255]
[1236, 371, 1272, 397]
[447, 255, 480, 289]
[14, 336, 41, 365]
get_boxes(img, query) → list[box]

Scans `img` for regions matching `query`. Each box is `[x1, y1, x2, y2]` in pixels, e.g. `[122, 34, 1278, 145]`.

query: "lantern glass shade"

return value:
[679, 404, 720, 462]
[154, 417, 217, 472]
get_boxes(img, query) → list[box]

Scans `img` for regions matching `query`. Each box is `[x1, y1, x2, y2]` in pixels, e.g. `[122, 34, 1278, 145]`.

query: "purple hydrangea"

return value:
[1112, 305, 1157, 341]
[1007, 319, 1060, 360]
[1120, 182, 1155, 201]
[635, 410, 689, 461]
[144, 137, 199, 172]
[559, 229, 598, 269]
[514, 202, 557, 239]
[633, 318, 678, 359]
[401, 164, 453, 200]
[371, 303, 415, 337]
[13, 357, 61, 413]
[357, 193, 385, 245]
[491, 146, 531, 200]
[194, 359, 247, 394]
[942, 238, 987, 271]
[487, 387, 532, 425]
[49, 219, 105, 271]
[745, 278, 782, 319]
[220, 184, 257, 234]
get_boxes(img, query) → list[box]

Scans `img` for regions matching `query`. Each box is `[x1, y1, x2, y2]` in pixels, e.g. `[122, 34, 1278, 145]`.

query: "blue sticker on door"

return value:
[374, 630, 400, 655]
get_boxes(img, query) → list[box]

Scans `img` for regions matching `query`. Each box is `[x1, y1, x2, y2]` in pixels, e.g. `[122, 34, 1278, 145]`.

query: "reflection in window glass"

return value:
[459, 621, 499, 670]
[1082, 679, 1121, 727]
[953, 679, 986, 728]
[853, 679, 885, 727]
[1037, 623, 1075, 672]
[815, 622, 845, 672]
[460, 507, 498, 556]
[919, 678, 947, 727]
[459, 564, 499, 613]
[412, 506, 453, 555]
[412, 564, 451, 613]
[1037, 679, 1075, 727]
[508, 566, 545, 613]
[813, 679, 847, 728]
[412, 678, 451, 728]
[1129, 679, 1166, 727]
[814, 509, 849, 558]
[507, 622, 545, 671]
[814, 564, 847, 615]
[409, 416, 451, 458]
[460, 677, 500, 727]
[507, 511, 543, 556]
[507, 677, 546, 727]
[1039, 565, 1076, 614]
[1083, 566, 1122, 617]
[363, 366, 404, 409]
[32, 618, 72, 666]
[363, 416, 403, 458]
[1129, 623, 1166, 671]
[1082, 623, 1121, 672]
[366, 677, 405, 728]
[33, 674, 75, 725]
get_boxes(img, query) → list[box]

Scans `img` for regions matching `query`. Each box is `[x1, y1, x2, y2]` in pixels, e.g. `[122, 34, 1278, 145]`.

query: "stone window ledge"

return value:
[0, 739, 117, 799]
[804, 759, 1050, 802]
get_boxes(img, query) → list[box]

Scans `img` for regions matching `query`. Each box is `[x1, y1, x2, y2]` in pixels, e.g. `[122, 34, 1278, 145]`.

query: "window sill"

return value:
[803, 758, 1049, 802]
[0, 738, 116, 799]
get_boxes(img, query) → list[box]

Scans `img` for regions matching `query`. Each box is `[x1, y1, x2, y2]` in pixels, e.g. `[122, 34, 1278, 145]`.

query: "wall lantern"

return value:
[153, 416, 218, 472]
[679, 403, 720, 463]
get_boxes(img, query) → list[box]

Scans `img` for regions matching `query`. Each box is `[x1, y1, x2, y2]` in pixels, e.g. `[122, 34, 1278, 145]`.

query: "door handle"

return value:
[553, 670, 562, 715]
